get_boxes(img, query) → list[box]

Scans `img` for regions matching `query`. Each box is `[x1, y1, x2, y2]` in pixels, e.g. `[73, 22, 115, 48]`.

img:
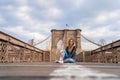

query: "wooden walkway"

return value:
[0, 62, 120, 80]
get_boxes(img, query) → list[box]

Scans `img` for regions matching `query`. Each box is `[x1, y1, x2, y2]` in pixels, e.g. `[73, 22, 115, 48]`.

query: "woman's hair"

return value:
[68, 38, 74, 46]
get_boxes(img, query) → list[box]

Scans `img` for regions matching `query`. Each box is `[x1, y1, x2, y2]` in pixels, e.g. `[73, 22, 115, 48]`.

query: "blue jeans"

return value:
[61, 49, 76, 63]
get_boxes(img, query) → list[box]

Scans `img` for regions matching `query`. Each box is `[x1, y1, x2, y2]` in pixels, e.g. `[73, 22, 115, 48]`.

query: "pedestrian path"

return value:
[0, 62, 120, 80]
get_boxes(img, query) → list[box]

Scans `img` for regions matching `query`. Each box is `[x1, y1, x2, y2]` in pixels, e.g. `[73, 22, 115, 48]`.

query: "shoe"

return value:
[55, 60, 59, 63]
[58, 60, 63, 63]
[55, 60, 63, 63]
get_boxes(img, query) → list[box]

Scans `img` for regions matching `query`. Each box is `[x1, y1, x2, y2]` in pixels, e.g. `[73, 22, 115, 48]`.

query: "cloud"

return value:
[82, 27, 110, 38]
[0, 5, 15, 11]
[14, 5, 31, 20]
[14, 0, 28, 5]
[75, 9, 120, 46]
[76, 10, 120, 28]
[40, 7, 63, 19]
[0, 1, 56, 45]
[77, 24, 120, 42]
[3, 26, 45, 40]
[0, 15, 6, 24]
[36, 0, 56, 8]
[94, 10, 120, 24]
[11, 5, 57, 33]
[68, 0, 85, 9]
[36, 0, 63, 20]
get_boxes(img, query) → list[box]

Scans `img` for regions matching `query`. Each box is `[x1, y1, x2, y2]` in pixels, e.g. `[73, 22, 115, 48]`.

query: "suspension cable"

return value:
[81, 34, 102, 46]
[33, 35, 51, 46]
[33, 33, 102, 47]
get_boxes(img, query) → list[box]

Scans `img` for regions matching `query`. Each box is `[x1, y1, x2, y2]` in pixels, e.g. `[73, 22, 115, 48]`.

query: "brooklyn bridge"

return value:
[0, 29, 120, 80]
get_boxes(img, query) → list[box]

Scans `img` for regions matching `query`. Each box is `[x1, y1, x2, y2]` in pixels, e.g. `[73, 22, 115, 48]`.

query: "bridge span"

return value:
[0, 31, 120, 63]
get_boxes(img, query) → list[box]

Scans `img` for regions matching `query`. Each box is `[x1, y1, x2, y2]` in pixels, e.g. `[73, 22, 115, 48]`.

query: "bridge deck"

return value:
[0, 62, 120, 80]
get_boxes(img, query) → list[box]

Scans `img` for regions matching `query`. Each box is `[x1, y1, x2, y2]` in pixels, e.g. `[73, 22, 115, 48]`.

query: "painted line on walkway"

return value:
[50, 63, 119, 80]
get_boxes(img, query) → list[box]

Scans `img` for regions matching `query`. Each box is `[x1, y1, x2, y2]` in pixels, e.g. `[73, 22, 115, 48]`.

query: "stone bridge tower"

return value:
[50, 29, 81, 62]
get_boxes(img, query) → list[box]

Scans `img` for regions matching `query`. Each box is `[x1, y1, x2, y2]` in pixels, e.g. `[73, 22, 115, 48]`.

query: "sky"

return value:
[0, 0, 120, 50]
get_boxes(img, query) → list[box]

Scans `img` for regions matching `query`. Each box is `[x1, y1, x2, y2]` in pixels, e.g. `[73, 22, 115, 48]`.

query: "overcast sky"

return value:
[0, 0, 120, 50]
